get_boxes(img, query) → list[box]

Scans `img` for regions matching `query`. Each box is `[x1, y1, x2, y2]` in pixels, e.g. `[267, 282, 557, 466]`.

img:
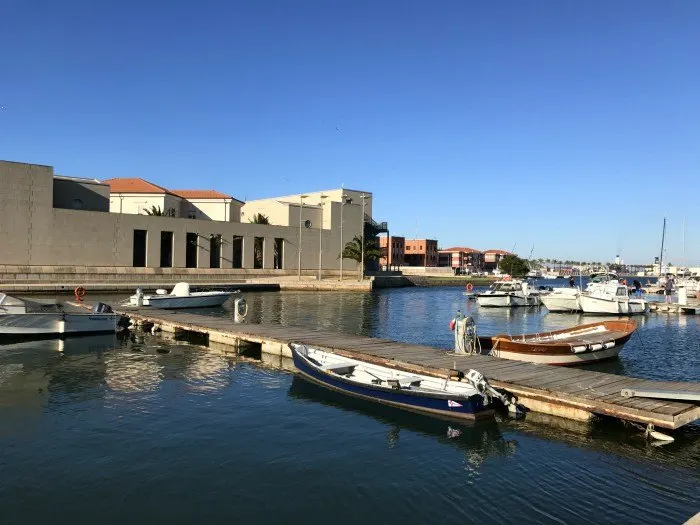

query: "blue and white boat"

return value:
[290, 343, 519, 420]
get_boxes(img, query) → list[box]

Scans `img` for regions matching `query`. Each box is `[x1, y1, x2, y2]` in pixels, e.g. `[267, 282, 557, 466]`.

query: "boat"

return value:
[289, 343, 519, 420]
[527, 269, 543, 279]
[579, 281, 648, 315]
[0, 293, 118, 336]
[481, 320, 637, 365]
[128, 282, 235, 309]
[540, 287, 582, 312]
[476, 278, 542, 307]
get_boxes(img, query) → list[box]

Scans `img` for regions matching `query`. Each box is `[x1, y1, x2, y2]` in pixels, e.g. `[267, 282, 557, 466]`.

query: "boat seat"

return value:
[320, 364, 356, 375]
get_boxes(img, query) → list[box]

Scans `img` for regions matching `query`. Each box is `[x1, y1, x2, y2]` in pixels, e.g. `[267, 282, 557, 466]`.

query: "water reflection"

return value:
[288, 375, 517, 471]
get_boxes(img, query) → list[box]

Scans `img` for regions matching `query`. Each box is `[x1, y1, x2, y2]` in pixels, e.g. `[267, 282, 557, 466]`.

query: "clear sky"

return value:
[1, 0, 698, 265]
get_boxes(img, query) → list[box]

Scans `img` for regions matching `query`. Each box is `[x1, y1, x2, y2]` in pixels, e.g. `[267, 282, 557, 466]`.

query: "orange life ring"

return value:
[622, 279, 627, 286]
[466, 283, 474, 292]
[74, 286, 86, 302]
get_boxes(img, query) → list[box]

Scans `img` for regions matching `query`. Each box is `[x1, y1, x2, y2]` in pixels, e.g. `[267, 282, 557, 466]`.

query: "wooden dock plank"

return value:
[117, 308, 700, 430]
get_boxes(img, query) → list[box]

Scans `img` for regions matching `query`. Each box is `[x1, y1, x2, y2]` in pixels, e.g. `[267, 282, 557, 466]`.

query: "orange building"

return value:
[404, 239, 438, 267]
[379, 236, 405, 269]
[483, 249, 513, 271]
[438, 247, 484, 274]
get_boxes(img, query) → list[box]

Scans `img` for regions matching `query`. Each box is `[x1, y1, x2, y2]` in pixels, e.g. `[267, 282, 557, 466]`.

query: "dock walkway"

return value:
[120, 308, 700, 430]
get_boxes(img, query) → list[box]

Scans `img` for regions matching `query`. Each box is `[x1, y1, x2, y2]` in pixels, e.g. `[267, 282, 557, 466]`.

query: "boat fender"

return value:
[74, 286, 86, 302]
[449, 319, 456, 331]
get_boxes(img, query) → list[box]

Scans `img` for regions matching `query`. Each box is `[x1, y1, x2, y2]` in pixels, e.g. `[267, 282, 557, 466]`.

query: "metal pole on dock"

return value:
[659, 217, 666, 277]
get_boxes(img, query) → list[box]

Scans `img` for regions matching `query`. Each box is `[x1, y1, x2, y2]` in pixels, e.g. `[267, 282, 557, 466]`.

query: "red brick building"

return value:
[404, 239, 438, 267]
[483, 249, 513, 271]
[438, 247, 484, 274]
[379, 236, 405, 269]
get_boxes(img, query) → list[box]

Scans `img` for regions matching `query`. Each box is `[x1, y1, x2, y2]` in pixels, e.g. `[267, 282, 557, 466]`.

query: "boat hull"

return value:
[292, 348, 494, 420]
[580, 296, 648, 315]
[476, 294, 539, 307]
[488, 345, 622, 365]
[541, 291, 581, 312]
[136, 293, 233, 309]
[0, 313, 117, 336]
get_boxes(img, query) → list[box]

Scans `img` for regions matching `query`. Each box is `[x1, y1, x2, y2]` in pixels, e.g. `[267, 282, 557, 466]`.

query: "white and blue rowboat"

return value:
[290, 343, 520, 420]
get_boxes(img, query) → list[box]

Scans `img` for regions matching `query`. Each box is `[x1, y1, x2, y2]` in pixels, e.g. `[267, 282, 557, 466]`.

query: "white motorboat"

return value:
[128, 282, 235, 309]
[476, 279, 541, 307]
[540, 287, 582, 312]
[0, 293, 118, 336]
[579, 282, 648, 315]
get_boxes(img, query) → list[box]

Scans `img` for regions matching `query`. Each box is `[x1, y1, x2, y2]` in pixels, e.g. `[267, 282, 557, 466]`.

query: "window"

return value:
[72, 198, 83, 210]
[188, 211, 197, 219]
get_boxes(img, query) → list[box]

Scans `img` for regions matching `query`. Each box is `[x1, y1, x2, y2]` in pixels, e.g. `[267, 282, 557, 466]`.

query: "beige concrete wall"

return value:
[1, 161, 362, 272]
[181, 198, 236, 222]
[241, 199, 295, 226]
[109, 193, 172, 215]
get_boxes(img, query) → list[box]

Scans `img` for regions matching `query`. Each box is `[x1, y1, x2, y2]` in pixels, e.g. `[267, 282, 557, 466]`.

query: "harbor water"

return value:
[1, 287, 699, 524]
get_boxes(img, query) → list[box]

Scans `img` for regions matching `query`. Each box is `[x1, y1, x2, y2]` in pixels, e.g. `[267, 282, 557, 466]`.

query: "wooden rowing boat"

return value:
[478, 319, 637, 366]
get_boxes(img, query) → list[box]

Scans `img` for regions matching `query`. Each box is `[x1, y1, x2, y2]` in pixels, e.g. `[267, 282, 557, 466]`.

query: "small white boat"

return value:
[540, 287, 581, 312]
[0, 293, 118, 336]
[579, 282, 648, 315]
[476, 279, 541, 307]
[128, 282, 235, 309]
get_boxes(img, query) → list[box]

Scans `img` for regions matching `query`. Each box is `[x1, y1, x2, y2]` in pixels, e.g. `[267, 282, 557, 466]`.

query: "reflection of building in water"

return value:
[183, 352, 234, 392]
[104, 352, 162, 393]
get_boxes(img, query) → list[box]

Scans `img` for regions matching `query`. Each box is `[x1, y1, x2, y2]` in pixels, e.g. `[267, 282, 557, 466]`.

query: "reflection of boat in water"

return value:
[0, 332, 119, 352]
[287, 375, 517, 466]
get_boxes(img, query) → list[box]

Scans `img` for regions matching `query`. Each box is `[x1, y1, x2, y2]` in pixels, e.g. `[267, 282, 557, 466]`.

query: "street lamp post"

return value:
[340, 194, 351, 281]
[297, 194, 308, 281]
[360, 193, 370, 281]
[318, 195, 327, 281]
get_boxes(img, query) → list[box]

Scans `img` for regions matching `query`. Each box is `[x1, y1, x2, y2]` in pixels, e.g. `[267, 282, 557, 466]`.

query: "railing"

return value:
[364, 214, 388, 233]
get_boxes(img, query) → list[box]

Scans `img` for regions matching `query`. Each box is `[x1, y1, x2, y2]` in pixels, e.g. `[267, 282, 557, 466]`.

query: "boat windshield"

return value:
[492, 282, 518, 292]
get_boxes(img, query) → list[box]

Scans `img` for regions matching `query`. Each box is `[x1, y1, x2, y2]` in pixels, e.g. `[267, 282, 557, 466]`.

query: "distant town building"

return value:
[404, 239, 438, 267]
[438, 247, 484, 274]
[379, 236, 405, 269]
[483, 249, 513, 271]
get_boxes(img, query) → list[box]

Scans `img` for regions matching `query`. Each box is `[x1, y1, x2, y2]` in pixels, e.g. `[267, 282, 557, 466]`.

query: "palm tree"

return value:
[340, 235, 382, 278]
[248, 213, 270, 224]
[143, 205, 173, 216]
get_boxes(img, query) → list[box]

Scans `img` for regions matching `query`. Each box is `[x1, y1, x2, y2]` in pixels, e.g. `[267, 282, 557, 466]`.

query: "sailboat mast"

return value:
[659, 217, 666, 276]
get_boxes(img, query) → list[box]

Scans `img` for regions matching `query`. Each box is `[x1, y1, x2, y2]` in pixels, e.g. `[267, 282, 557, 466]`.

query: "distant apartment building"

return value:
[379, 236, 405, 269]
[483, 249, 512, 271]
[438, 247, 484, 274]
[404, 239, 438, 267]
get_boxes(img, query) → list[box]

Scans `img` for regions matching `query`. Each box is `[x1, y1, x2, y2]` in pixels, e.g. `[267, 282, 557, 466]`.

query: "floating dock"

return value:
[119, 308, 700, 430]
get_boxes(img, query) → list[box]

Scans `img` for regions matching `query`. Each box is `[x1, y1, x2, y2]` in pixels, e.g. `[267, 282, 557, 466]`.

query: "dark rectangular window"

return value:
[254, 237, 264, 269]
[160, 231, 173, 268]
[186, 232, 198, 268]
[232, 236, 243, 268]
[274, 238, 284, 269]
[210, 234, 221, 269]
[133, 230, 147, 267]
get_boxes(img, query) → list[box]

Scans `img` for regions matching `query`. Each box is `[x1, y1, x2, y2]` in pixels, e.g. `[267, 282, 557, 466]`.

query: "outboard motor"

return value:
[91, 302, 114, 314]
[453, 315, 479, 355]
[134, 288, 144, 307]
[234, 297, 248, 323]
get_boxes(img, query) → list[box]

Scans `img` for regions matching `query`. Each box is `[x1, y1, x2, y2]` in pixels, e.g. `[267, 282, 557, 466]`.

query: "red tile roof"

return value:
[103, 178, 171, 194]
[171, 189, 232, 200]
[439, 246, 482, 253]
[484, 249, 512, 255]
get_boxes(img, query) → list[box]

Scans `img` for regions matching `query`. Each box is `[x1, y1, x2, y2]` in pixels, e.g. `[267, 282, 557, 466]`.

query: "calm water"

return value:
[1, 286, 699, 524]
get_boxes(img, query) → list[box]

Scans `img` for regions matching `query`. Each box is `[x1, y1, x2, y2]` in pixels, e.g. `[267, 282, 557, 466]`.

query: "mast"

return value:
[659, 217, 666, 276]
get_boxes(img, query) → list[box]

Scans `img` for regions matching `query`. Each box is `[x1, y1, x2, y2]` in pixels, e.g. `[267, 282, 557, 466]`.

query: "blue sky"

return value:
[1, 0, 698, 265]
